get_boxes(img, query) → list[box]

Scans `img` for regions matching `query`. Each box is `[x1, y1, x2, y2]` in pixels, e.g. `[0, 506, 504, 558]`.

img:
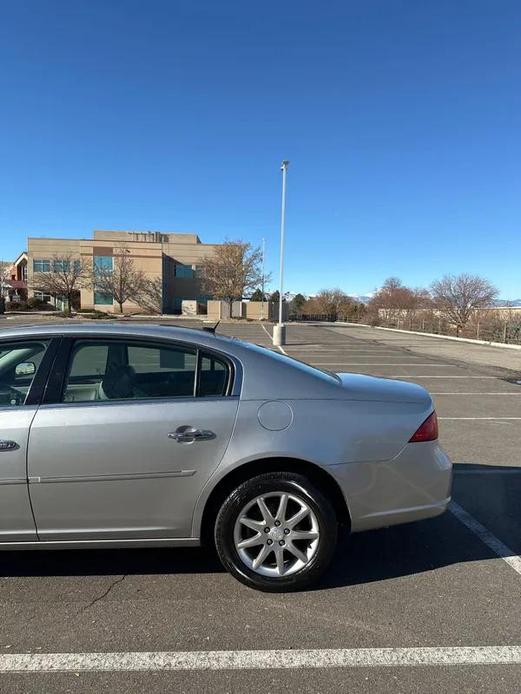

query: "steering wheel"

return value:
[7, 386, 24, 406]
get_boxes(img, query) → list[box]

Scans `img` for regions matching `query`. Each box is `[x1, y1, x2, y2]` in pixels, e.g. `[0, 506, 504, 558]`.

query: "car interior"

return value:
[61, 340, 229, 403]
[0, 342, 49, 407]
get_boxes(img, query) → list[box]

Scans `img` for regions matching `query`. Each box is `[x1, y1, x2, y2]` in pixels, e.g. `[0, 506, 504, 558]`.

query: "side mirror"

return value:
[15, 362, 36, 377]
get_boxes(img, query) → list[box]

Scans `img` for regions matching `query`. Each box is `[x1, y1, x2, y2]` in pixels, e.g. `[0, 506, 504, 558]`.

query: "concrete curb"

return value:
[298, 321, 521, 352]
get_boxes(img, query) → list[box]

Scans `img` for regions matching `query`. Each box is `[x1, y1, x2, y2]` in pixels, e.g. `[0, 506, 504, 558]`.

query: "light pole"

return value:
[260, 237, 266, 321]
[273, 160, 289, 346]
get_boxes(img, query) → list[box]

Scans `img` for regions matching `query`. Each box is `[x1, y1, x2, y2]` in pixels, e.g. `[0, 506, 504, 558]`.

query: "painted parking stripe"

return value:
[431, 393, 521, 395]
[449, 502, 521, 576]
[454, 467, 521, 475]
[439, 417, 521, 420]
[261, 323, 287, 354]
[0, 646, 521, 672]
[303, 363, 457, 367]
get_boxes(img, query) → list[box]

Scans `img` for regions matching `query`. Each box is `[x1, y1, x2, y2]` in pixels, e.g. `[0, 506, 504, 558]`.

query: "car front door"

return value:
[27, 336, 239, 541]
[0, 338, 58, 542]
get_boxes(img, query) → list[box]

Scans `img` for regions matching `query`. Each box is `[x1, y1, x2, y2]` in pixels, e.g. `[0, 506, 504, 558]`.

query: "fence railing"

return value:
[371, 317, 521, 346]
[289, 314, 521, 346]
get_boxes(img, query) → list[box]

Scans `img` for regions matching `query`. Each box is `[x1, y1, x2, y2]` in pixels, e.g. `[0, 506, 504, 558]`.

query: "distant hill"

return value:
[494, 299, 521, 307]
[350, 294, 373, 304]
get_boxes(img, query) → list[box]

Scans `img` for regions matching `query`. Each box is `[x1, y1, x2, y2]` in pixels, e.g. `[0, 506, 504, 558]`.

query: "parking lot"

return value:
[0, 318, 520, 692]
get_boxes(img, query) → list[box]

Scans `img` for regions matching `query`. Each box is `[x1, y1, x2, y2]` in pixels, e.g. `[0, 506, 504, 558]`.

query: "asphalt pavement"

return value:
[0, 317, 520, 692]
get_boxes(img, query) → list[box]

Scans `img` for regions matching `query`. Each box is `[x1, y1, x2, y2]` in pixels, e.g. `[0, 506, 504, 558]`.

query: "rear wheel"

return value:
[214, 472, 337, 592]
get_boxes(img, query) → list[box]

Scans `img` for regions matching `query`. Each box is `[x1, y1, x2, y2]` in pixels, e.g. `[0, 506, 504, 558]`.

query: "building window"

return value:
[93, 290, 113, 305]
[52, 260, 70, 272]
[34, 291, 52, 303]
[94, 256, 113, 273]
[33, 259, 51, 273]
[174, 264, 194, 278]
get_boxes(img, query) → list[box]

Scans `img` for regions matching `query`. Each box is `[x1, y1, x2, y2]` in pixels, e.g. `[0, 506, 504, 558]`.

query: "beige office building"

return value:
[27, 230, 219, 313]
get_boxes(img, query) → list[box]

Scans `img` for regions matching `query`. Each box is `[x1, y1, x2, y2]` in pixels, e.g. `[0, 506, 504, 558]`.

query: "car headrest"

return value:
[101, 365, 136, 400]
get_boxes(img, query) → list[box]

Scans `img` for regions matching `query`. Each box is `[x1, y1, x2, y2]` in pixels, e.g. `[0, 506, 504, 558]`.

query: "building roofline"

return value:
[12, 251, 28, 265]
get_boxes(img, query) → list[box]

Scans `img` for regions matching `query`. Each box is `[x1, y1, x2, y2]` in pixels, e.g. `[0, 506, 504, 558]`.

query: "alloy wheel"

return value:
[233, 492, 320, 577]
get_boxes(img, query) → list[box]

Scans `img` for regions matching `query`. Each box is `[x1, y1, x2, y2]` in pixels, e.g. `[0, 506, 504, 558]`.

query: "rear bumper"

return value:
[325, 442, 453, 533]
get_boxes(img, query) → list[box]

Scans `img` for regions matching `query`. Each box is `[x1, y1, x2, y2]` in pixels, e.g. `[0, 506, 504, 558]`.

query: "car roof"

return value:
[0, 321, 341, 399]
[0, 321, 227, 344]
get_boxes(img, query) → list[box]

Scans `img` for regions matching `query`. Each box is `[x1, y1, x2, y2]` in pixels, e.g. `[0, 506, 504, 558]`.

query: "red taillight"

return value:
[409, 411, 438, 443]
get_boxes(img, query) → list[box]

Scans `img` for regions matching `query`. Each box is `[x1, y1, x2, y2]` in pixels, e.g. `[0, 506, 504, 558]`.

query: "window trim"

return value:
[45, 335, 236, 406]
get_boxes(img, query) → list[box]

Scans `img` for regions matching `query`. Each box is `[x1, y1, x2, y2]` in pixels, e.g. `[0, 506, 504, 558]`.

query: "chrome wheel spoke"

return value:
[252, 544, 272, 570]
[237, 533, 263, 549]
[257, 497, 274, 525]
[286, 541, 309, 564]
[290, 530, 319, 541]
[239, 517, 265, 532]
[274, 545, 285, 576]
[275, 493, 288, 523]
[286, 506, 310, 528]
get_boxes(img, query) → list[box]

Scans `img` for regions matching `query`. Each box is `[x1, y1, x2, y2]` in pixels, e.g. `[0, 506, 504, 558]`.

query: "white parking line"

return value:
[261, 323, 287, 354]
[449, 502, 521, 577]
[1, 646, 521, 672]
[454, 468, 521, 475]
[304, 363, 454, 366]
[394, 376, 499, 379]
[439, 417, 521, 420]
[432, 393, 521, 395]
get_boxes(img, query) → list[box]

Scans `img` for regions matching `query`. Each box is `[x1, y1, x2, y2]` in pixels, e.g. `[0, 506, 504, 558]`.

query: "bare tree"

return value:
[31, 255, 91, 312]
[135, 276, 164, 314]
[94, 248, 146, 313]
[0, 261, 10, 299]
[431, 273, 499, 336]
[368, 277, 431, 327]
[200, 240, 269, 306]
[313, 288, 354, 321]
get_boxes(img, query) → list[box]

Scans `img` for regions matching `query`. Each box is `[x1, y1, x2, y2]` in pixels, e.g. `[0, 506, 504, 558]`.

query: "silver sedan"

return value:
[0, 323, 452, 591]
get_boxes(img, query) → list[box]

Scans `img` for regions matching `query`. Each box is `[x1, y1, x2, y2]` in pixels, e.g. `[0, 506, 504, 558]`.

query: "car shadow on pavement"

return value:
[0, 464, 519, 589]
[322, 462, 521, 590]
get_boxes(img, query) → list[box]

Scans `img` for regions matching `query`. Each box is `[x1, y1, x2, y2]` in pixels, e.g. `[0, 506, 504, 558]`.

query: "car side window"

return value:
[198, 352, 229, 396]
[0, 341, 50, 408]
[62, 340, 197, 403]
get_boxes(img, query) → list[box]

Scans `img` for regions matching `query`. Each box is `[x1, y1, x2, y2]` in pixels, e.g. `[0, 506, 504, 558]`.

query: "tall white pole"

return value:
[273, 160, 289, 346]
[278, 161, 289, 325]
[260, 237, 265, 320]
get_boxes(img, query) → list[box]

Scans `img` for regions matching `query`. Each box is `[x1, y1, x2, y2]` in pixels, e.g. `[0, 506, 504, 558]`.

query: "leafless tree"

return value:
[31, 255, 92, 312]
[94, 248, 146, 313]
[135, 276, 164, 314]
[431, 273, 499, 336]
[200, 240, 269, 306]
[368, 277, 431, 327]
[0, 261, 10, 298]
[313, 289, 355, 321]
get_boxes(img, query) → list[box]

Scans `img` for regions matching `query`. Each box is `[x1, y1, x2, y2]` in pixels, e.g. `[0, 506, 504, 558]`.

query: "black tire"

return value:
[214, 472, 338, 592]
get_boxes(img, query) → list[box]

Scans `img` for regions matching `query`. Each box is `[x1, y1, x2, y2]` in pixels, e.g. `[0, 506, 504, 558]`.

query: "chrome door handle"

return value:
[168, 426, 216, 443]
[0, 440, 19, 452]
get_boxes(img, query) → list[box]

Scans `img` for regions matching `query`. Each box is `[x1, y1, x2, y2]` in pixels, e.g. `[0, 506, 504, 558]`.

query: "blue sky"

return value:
[1, 0, 520, 297]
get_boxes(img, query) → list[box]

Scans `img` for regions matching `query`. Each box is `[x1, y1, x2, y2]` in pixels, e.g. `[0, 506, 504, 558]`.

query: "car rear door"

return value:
[0, 337, 58, 542]
[27, 336, 239, 541]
